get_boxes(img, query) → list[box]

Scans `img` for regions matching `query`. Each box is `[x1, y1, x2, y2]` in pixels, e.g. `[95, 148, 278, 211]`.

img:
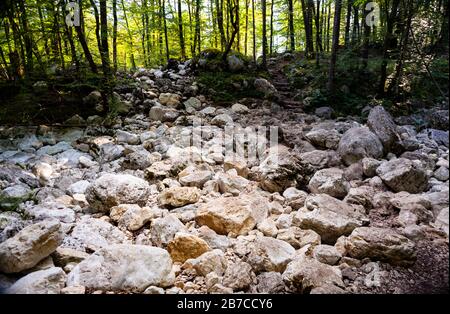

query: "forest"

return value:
[0, 0, 448, 296]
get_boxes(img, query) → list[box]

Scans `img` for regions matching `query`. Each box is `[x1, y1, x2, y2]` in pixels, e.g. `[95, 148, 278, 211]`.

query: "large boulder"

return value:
[158, 187, 201, 208]
[196, 193, 269, 236]
[86, 174, 152, 212]
[293, 194, 368, 243]
[246, 236, 296, 272]
[308, 168, 349, 199]
[367, 106, 403, 154]
[167, 232, 211, 263]
[338, 127, 383, 166]
[376, 158, 428, 193]
[5, 267, 67, 294]
[67, 245, 174, 292]
[282, 255, 344, 293]
[0, 220, 63, 273]
[339, 227, 416, 266]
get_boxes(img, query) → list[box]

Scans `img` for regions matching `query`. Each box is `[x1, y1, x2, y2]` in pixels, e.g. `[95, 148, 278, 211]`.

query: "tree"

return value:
[113, 0, 118, 72]
[287, 0, 295, 51]
[327, 0, 342, 93]
[178, 0, 186, 60]
[261, 0, 268, 68]
[75, 0, 97, 73]
[99, 0, 111, 78]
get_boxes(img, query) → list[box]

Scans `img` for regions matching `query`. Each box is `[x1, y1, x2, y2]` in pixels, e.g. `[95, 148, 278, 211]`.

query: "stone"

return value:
[255, 272, 285, 293]
[300, 150, 341, 170]
[434, 166, 449, 181]
[178, 165, 213, 188]
[257, 218, 278, 237]
[282, 255, 344, 293]
[116, 130, 140, 145]
[231, 103, 249, 114]
[246, 236, 296, 272]
[367, 106, 402, 154]
[52, 247, 89, 267]
[196, 193, 269, 236]
[158, 187, 201, 208]
[183, 249, 227, 276]
[159, 93, 181, 108]
[5, 267, 66, 294]
[338, 127, 383, 166]
[167, 232, 211, 263]
[63, 217, 129, 252]
[33, 162, 53, 185]
[197, 225, 231, 251]
[110, 204, 154, 231]
[149, 106, 180, 122]
[217, 169, 250, 195]
[150, 214, 186, 247]
[254, 78, 277, 97]
[362, 158, 382, 177]
[67, 245, 174, 292]
[258, 145, 308, 193]
[276, 227, 321, 249]
[376, 158, 428, 193]
[305, 129, 341, 150]
[315, 107, 334, 119]
[282, 187, 308, 210]
[433, 207, 449, 236]
[86, 174, 152, 212]
[67, 180, 90, 196]
[83, 90, 102, 105]
[341, 227, 416, 266]
[308, 168, 350, 199]
[184, 97, 202, 113]
[313, 244, 342, 265]
[223, 261, 254, 291]
[0, 220, 63, 273]
[389, 193, 434, 227]
[211, 114, 233, 127]
[224, 156, 249, 178]
[61, 286, 86, 294]
[293, 194, 368, 243]
[344, 186, 376, 210]
[227, 54, 245, 72]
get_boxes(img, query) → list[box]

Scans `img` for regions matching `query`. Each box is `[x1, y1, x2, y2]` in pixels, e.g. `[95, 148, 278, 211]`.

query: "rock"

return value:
[5, 267, 66, 294]
[362, 158, 382, 177]
[196, 193, 269, 236]
[158, 187, 200, 208]
[32, 81, 48, 94]
[315, 107, 334, 119]
[227, 54, 245, 72]
[246, 236, 296, 272]
[376, 158, 428, 193]
[0, 220, 63, 273]
[63, 217, 129, 252]
[308, 168, 349, 199]
[37, 141, 72, 156]
[344, 186, 376, 210]
[211, 114, 233, 127]
[341, 227, 416, 266]
[276, 227, 321, 249]
[313, 245, 342, 265]
[61, 286, 86, 294]
[367, 106, 402, 154]
[86, 174, 152, 212]
[255, 272, 285, 293]
[167, 232, 211, 263]
[67, 180, 90, 196]
[282, 255, 344, 293]
[67, 245, 174, 292]
[217, 169, 250, 195]
[184, 97, 202, 113]
[338, 127, 383, 166]
[257, 218, 278, 237]
[159, 93, 181, 108]
[122, 149, 160, 170]
[223, 261, 254, 291]
[150, 214, 186, 247]
[305, 129, 341, 150]
[83, 90, 102, 105]
[258, 145, 308, 193]
[52, 247, 89, 267]
[116, 130, 140, 145]
[434, 166, 449, 181]
[33, 162, 53, 185]
[389, 193, 434, 226]
[231, 103, 249, 114]
[224, 156, 249, 178]
[300, 150, 341, 170]
[0, 212, 27, 243]
[183, 249, 227, 276]
[149, 106, 180, 122]
[282, 187, 308, 210]
[254, 78, 277, 97]
[110, 204, 154, 231]
[293, 194, 368, 243]
[178, 165, 213, 188]
[433, 207, 449, 236]
[197, 225, 231, 251]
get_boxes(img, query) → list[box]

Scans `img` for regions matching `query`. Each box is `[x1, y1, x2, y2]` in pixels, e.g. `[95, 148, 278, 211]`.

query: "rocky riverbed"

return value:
[0, 56, 448, 294]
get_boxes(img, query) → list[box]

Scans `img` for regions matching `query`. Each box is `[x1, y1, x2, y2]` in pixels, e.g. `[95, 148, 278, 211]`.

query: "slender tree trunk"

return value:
[315, 0, 323, 65]
[362, 1, 371, 69]
[193, 0, 202, 55]
[245, 0, 249, 55]
[37, 2, 50, 58]
[252, 0, 256, 62]
[17, 0, 33, 73]
[326, 2, 331, 52]
[217, 0, 226, 50]
[113, 0, 118, 72]
[345, 0, 352, 47]
[75, 0, 97, 73]
[178, 0, 186, 60]
[270, 0, 274, 54]
[287, 0, 295, 51]
[261, 0, 268, 68]
[223, 0, 239, 61]
[90, 0, 102, 58]
[99, 0, 110, 78]
[162, 0, 170, 61]
[352, 5, 360, 44]
[327, 0, 342, 94]
[121, 0, 137, 69]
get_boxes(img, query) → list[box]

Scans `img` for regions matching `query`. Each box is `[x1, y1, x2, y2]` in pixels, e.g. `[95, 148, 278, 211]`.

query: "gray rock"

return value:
[338, 127, 383, 166]
[367, 106, 403, 154]
[376, 158, 428, 193]
[5, 267, 66, 294]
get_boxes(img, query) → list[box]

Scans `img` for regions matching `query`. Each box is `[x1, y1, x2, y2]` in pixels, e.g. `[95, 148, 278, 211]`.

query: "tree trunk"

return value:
[362, 1, 371, 69]
[99, 0, 111, 78]
[315, 0, 323, 66]
[162, 0, 170, 61]
[17, 0, 33, 73]
[216, 0, 226, 50]
[75, 0, 97, 73]
[327, 0, 342, 94]
[121, 0, 137, 69]
[252, 0, 256, 62]
[245, 0, 249, 55]
[288, 0, 295, 51]
[113, 0, 118, 72]
[178, 0, 186, 60]
[261, 0, 268, 68]
[345, 0, 352, 47]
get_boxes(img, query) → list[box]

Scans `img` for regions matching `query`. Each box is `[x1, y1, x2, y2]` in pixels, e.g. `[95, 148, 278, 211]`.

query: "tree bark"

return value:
[261, 0, 268, 68]
[327, 0, 342, 94]
[288, 0, 295, 51]
[178, 0, 186, 60]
